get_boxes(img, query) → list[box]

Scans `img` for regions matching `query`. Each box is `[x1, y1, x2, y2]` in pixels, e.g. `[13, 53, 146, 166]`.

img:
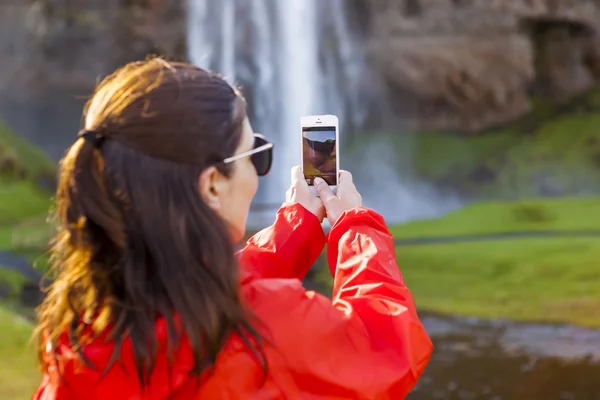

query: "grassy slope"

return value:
[390, 197, 600, 328]
[379, 89, 600, 199]
[0, 119, 54, 272]
[389, 197, 600, 238]
[0, 119, 54, 227]
[0, 118, 57, 179]
[396, 237, 600, 327]
[0, 120, 53, 397]
[0, 306, 39, 399]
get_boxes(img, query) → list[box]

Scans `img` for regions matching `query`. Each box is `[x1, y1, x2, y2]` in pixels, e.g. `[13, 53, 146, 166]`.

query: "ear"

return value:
[198, 166, 229, 211]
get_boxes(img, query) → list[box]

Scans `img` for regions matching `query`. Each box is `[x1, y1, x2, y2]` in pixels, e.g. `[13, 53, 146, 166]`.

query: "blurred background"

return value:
[1, 0, 600, 399]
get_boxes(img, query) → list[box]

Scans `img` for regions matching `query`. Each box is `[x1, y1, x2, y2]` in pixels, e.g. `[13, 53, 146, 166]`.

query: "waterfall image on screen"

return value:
[302, 127, 337, 186]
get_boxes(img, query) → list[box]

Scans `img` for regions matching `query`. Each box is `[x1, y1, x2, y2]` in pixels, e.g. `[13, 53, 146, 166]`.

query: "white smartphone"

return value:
[300, 114, 340, 196]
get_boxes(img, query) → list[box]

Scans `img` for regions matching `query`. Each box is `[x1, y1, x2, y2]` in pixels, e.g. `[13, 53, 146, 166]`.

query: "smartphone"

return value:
[300, 114, 339, 195]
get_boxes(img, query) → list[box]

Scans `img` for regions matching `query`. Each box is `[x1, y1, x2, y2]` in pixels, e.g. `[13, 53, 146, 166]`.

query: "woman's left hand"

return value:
[286, 166, 325, 222]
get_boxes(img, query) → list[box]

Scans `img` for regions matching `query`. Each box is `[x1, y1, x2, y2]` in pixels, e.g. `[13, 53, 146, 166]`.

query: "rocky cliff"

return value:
[3, 0, 600, 134]
[360, 0, 600, 132]
[0, 0, 185, 97]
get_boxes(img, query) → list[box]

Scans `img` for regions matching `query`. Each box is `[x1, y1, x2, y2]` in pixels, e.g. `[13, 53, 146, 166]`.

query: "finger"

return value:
[291, 165, 303, 185]
[314, 177, 336, 204]
[291, 165, 311, 191]
[338, 170, 353, 185]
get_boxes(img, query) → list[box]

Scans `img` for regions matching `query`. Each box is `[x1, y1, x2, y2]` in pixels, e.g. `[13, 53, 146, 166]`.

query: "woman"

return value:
[33, 58, 432, 399]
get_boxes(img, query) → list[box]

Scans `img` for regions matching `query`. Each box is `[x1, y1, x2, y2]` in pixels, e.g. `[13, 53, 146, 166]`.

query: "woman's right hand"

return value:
[314, 171, 362, 226]
[286, 166, 326, 222]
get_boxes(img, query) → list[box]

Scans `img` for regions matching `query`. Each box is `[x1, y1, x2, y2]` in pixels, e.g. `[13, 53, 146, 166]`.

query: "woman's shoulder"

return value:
[241, 276, 308, 307]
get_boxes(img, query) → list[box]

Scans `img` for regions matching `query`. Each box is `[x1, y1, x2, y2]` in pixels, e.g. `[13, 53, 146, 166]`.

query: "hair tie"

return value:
[78, 129, 105, 148]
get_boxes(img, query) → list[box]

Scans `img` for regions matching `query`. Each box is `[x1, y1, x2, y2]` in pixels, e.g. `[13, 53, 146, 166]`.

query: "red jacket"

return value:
[33, 204, 433, 399]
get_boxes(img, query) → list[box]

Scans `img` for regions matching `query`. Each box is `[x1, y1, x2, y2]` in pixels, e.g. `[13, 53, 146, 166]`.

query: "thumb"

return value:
[314, 177, 336, 204]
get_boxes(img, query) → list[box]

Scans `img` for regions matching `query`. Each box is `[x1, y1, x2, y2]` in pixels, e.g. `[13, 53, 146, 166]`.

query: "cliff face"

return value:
[0, 0, 186, 97]
[0, 0, 187, 157]
[3, 0, 600, 134]
[360, 0, 600, 132]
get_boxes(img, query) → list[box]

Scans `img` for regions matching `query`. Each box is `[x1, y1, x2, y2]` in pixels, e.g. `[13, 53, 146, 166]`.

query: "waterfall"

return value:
[186, 0, 462, 225]
[186, 0, 364, 224]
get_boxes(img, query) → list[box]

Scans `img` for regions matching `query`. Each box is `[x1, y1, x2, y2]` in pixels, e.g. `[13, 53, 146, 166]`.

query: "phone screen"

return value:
[302, 126, 337, 186]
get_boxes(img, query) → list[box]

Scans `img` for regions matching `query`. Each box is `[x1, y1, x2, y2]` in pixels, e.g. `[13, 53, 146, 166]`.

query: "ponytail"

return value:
[66, 134, 126, 252]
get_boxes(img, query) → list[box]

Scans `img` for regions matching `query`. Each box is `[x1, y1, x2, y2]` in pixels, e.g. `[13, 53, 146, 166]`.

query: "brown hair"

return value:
[36, 58, 265, 386]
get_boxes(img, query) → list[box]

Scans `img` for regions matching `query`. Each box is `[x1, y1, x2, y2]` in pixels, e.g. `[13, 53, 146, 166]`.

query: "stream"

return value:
[410, 314, 600, 399]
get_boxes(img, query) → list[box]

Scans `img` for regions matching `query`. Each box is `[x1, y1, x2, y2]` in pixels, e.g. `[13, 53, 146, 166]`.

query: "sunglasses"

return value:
[222, 133, 273, 176]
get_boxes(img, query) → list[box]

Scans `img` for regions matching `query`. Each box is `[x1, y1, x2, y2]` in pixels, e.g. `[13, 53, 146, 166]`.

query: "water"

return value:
[411, 314, 600, 400]
[349, 135, 463, 224]
[188, 0, 321, 207]
[186, 0, 373, 223]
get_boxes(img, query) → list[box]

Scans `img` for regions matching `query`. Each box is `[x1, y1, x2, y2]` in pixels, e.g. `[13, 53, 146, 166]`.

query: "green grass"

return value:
[0, 119, 56, 180]
[412, 113, 600, 197]
[389, 196, 600, 238]
[389, 197, 600, 328]
[0, 120, 53, 399]
[0, 268, 29, 298]
[0, 119, 54, 260]
[0, 120, 54, 251]
[0, 306, 39, 399]
[0, 120, 53, 398]
[397, 237, 600, 328]
[0, 182, 52, 225]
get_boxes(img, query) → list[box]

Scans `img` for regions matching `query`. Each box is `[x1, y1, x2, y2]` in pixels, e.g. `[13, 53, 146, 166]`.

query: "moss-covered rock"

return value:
[365, 86, 600, 199]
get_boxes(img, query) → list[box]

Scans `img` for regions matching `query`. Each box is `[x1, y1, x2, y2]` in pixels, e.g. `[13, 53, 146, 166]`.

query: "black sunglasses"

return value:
[222, 133, 273, 176]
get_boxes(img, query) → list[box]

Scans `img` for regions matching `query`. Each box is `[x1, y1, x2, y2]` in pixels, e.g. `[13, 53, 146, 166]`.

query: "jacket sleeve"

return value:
[237, 202, 326, 281]
[31, 349, 75, 400]
[259, 207, 433, 399]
